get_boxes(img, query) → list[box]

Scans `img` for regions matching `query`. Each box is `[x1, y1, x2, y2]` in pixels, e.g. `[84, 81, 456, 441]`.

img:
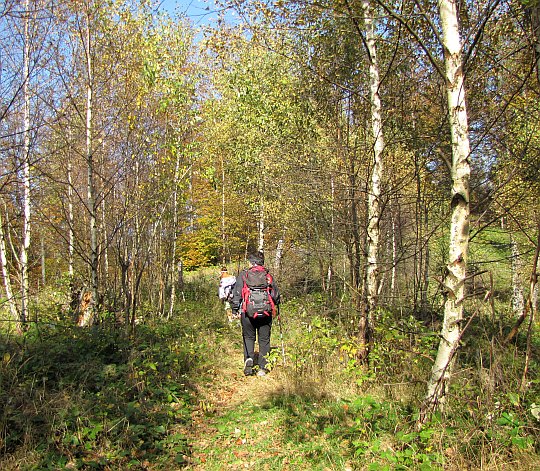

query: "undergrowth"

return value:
[0, 321, 202, 470]
[0, 270, 538, 470]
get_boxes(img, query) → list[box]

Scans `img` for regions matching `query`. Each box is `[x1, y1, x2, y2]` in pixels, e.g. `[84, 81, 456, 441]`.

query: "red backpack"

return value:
[241, 266, 276, 318]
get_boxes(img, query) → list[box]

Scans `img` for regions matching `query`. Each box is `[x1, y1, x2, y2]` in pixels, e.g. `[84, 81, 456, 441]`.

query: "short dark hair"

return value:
[248, 251, 264, 266]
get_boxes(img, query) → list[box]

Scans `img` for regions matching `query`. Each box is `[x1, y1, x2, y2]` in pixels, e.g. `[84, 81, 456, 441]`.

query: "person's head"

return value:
[248, 251, 264, 267]
[220, 266, 229, 277]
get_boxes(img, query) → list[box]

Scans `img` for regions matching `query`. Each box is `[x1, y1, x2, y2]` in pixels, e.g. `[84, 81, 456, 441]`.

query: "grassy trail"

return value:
[182, 323, 296, 470]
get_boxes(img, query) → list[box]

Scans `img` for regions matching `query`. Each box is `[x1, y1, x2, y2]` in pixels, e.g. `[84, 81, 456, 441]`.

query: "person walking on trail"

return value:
[231, 251, 280, 377]
[218, 266, 236, 322]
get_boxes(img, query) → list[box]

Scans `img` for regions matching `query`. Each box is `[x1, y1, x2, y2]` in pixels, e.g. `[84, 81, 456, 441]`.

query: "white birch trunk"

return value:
[101, 194, 108, 281]
[68, 161, 74, 279]
[0, 208, 19, 324]
[361, 0, 384, 354]
[221, 155, 226, 263]
[420, 0, 471, 419]
[87, 19, 97, 307]
[168, 153, 181, 319]
[80, 6, 97, 325]
[327, 176, 335, 293]
[363, 0, 384, 311]
[20, 0, 32, 324]
[274, 229, 285, 276]
[511, 235, 525, 318]
[258, 197, 265, 253]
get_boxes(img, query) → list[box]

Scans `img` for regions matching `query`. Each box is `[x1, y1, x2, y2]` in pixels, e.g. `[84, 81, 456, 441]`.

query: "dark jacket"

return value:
[231, 265, 280, 314]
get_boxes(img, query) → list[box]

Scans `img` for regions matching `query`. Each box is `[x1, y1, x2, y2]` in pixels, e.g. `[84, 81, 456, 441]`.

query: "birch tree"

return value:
[343, 0, 386, 357]
[361, 0, 384, 355]
[19, 0, 32, 325]
[419, 0, 472, 422]
[84, 3, 98, 320]
[0, 206, 18, 324]
[168, 150, 182, 319]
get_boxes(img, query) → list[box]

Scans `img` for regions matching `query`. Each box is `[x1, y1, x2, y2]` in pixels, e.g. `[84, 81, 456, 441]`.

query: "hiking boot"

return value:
[257, 368, 267, 377]
[244, 358, 254, 376]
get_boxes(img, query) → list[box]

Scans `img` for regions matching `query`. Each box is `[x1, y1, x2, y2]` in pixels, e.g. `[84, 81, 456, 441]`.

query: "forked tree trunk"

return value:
[419, 0, 471, 425]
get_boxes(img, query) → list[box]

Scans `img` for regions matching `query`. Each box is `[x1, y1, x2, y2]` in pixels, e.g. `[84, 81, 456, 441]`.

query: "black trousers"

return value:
[241, 313, 272, 370]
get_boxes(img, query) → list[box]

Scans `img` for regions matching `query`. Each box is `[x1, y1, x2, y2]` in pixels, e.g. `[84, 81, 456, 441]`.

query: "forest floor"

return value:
[1, 278, 538, 470]
[174, 310, 540, 471]
[182, 324, 292, 470]
[180, 321, 345, 471]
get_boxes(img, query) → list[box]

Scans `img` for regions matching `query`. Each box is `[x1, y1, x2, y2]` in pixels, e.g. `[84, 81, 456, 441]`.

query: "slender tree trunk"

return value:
[327, 175, 335, 298]
[421, 203, 430, 312]
[413, 152, 422, 313]
[187, 168, 194, 231]
[342, 127, 362, 297]
[221, 155, 227, 263]
[391, 211, 397, 297]
[528, 4, 540, 82]
[0, 208, 19, 325]
[168, 152, 181, 319]
[76, 5, 97, 327]
[511, 234, 525, 318]
[67, 159, 75, 304]
[85, 8, 98, 317]
[258, 196, 265, 253]
[101, 194, 108, 282]
[419, 0, 471, 424]
[274, 229, 285, 276]
[20, 0, 31, 324]
[505, 222, 540, 344]
[129, 161, 141, 324]
[40, 235, 45, 287]
[359, 0, 385, 358]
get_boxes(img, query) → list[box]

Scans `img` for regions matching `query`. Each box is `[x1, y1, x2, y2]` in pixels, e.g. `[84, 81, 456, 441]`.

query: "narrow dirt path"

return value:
[182, 324, 290, 470]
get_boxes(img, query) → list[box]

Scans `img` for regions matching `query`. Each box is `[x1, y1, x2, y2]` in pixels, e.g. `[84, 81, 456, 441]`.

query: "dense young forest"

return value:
[0, 0, 539, 469]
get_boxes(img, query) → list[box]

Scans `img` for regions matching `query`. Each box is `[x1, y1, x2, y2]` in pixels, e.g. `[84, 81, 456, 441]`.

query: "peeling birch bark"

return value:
[419, 0, 471, 423]
[20, 0, 31, 324]
[360, 0, 385, 357]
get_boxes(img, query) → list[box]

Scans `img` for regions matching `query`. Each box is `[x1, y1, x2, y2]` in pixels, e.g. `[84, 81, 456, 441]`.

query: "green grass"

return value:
[0, 265, 538, 470]
[0, 321, 199, 470]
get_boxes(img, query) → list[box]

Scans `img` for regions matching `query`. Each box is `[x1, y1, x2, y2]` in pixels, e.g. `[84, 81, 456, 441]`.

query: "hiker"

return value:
[231, 251, 280, 377]
[218, 266, 236, 322]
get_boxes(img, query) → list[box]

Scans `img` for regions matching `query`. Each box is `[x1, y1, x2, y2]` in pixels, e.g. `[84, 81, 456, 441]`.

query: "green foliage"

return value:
[2, 269, 539, 469]
[0, 320, 201, 469]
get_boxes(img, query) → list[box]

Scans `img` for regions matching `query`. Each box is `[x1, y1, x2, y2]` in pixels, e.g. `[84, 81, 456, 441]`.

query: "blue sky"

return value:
[158, 0, 226, 26]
